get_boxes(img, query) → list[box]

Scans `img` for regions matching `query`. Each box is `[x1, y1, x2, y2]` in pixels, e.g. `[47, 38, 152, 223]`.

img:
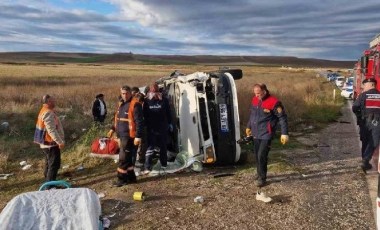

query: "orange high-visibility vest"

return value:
[128, 97, 142, 138]
[33, 105, 59, 145]
[114, 98, 141, 138]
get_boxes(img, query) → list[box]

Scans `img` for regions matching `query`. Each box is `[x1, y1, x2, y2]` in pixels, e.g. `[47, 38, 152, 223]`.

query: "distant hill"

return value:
[0, 52, 355, 68]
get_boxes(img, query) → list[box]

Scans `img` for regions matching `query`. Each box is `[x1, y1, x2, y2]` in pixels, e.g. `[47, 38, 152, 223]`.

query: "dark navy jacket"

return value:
[353, 88, 380, 129]
[353, 88, 380, 119]
[246, 94, 288, 140]
[115, 99, 143, 138]
[143, 97, 171, 134]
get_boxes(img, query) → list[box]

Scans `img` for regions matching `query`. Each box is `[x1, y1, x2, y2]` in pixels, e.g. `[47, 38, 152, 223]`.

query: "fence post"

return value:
[333, 89, 336, 100]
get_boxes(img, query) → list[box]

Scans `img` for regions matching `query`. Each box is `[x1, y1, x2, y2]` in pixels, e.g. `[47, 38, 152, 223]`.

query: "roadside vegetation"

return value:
[0, 63, 344, 210]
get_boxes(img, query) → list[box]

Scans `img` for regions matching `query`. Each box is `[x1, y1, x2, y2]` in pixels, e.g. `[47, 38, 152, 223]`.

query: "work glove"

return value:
[107, 130, 114, 138]
[280, 135, 289, 145]
[245, 128, 252, 137]
[168, 124, 174, 132]
[58, 143, 65, 150]
[134, 138, 141, 146]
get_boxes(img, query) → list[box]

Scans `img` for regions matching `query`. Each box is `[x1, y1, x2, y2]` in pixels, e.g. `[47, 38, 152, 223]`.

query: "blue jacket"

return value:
[353, 88, 380, 130]
[246, 94, 288, 140]
[143, 97, 171, 134]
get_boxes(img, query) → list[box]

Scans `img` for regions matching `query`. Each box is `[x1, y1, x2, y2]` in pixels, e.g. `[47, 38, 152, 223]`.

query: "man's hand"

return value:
[107, 130, 114, 138]
[58, 143, 65, 149]
[280, 135, 289, 145]
[245, 128, 252, 137]
[134, 138, 141, 146]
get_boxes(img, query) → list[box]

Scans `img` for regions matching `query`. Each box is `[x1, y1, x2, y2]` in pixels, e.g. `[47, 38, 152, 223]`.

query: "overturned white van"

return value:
[146, 69, 243, 174]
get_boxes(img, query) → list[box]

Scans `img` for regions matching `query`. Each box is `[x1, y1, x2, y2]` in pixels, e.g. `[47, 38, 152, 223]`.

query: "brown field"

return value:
[0, 63, 344, 219]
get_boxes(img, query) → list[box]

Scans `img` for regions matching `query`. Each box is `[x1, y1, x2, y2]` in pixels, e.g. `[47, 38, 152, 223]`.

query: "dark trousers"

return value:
[94, 115, 106, 123]
[42, 146, 61, 182]
[118, 136, 135, 182]
[133, 127, 147, 164]
[144, 132, 167, 170]
[253, 139, 272, 181]
[359, 122, 369, 158]
[362, 121, 380, 162]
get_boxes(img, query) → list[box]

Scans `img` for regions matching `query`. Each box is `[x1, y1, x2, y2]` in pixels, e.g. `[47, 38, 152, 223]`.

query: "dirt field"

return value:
[0, 64, 358, 229]
[51, 101, 374, 230]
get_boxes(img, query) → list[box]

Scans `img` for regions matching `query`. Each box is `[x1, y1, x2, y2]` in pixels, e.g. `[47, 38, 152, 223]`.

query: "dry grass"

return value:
[0, 63, 343, 209]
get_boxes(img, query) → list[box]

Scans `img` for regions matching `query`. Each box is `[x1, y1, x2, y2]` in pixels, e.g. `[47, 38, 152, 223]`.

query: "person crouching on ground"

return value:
[246, 83, 289, 187]
[142, 83, 173, 174]
[108, 85, 144, 187]
[34, 94, 65, 182]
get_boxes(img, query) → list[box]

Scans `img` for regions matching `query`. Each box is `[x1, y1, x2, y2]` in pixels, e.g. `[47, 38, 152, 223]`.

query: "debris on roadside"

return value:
[0, 173, 14, 180]
[0, 121, 9, 133]
[98, 192, 106, 198]
[194, 196, 204, 203]
[76, 165, 84, 171]
[213, 173, 235, 178]
[22, 165, 32, 171]
[62, 165, 70, 169]
[102, 217, 111, 229]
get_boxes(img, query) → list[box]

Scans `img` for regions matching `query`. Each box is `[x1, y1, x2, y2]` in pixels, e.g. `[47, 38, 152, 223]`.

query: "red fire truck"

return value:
[354, 33, 380, 100]
[360, 34, 380, 230]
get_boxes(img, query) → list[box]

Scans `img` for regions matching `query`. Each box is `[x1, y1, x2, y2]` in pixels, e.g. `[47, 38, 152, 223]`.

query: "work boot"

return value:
[127, 170, 137, 183]
[361, 160, 373, 171]
[112, 179, 128, 187]
[255, 178, 266, 187]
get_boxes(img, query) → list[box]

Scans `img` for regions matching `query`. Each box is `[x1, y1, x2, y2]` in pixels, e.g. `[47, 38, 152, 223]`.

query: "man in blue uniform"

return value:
[352, 78, 380, 171]
[142, 83, 172, 174]
[246, 83, 289, 187]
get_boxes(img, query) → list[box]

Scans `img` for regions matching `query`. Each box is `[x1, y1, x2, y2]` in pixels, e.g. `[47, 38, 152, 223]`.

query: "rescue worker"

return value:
[131, 87, 147, 166]
[246, 83, 289, 187]
[142, 83, 172, 174]
[131, 87, 140, 97]
[34, 94, 65, 182]
[92, 93, 107, 123]
[107, 85, 144, 187]
[352, 78, 380, 171]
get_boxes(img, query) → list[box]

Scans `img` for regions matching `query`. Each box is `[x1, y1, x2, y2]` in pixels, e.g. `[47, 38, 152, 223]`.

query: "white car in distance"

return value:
[340, 85, 353, 99]
[335, 76, 345, 88]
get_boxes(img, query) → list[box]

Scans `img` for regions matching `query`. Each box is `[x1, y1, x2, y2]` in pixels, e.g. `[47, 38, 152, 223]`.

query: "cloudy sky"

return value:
[1, 0, 380, 60]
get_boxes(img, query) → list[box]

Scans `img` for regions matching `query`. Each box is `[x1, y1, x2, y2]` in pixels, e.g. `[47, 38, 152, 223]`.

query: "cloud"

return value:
[0, 0, 379, 60]
[109, 0, 380, 59]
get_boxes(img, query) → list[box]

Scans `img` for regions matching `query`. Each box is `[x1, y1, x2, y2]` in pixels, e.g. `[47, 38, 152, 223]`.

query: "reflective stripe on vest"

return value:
[114, 99, 139, 137]
[366, 94, 380, 110]
[34, 105, 58, 145]
[117, 118, 130, 122]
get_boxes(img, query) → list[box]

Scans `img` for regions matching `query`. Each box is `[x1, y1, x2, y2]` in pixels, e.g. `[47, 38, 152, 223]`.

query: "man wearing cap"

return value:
[245, 83, 289, 187]
[353, 78, 380, 171]
[92, 93, 107, 123]
[34, 94, 65, 182]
